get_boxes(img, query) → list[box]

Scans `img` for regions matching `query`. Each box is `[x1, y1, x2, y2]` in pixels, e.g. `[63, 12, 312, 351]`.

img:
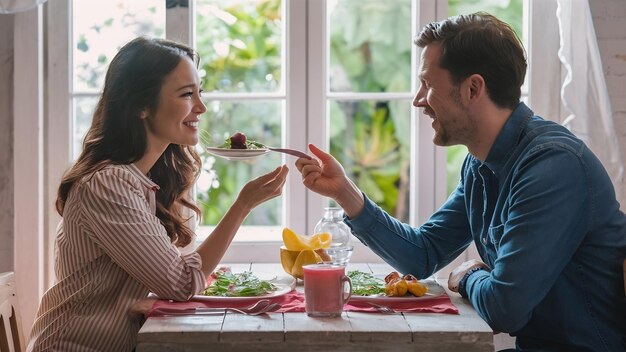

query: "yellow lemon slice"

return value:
[280, 246, 332, 279]
[282, 227, 332, 251]
[279, 246, 299, 276]
[314, 248, 331, 263]
[291, 249, 323, 279]
[310, 232, 332, 249]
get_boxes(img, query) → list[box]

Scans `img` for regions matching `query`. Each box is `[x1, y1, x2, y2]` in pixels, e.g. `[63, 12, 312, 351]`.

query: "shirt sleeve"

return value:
[79, 167, 207, 301]
[345, 184, 473, 279]
[466, 145, 590, 333]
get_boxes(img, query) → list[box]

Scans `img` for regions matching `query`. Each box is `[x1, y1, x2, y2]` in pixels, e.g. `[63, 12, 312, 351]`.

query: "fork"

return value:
[153, 299, 273, 316]
[267, 147, 312, 159]
[263, 302, 283, 313]
[368, 303, 397, 314]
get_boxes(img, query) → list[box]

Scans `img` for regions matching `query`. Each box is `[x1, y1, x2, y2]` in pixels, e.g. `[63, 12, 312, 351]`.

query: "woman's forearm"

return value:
[195, 197, 251, 276]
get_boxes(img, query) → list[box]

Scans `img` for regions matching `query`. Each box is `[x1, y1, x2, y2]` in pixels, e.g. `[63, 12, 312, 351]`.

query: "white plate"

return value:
[205, 147, 269, 160]
[349, 279, 446, 303]
[192, 273, 296, 303]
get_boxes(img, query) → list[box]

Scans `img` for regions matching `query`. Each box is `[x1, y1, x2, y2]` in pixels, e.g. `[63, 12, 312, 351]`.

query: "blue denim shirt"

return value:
[345, 103, 626, 351]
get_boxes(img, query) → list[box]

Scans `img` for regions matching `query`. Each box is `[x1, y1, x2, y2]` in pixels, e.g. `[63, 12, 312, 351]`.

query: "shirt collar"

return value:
[127, 163, 160, 191]
[483, 102, 534, 177]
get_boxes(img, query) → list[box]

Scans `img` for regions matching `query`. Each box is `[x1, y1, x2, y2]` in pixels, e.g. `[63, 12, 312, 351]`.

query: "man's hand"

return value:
[295, 144, 365, 218]
[448, 259, 490, 292]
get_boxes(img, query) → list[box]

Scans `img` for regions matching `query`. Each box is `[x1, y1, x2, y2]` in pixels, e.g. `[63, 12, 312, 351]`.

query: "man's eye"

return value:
[182, 92, 193, 97]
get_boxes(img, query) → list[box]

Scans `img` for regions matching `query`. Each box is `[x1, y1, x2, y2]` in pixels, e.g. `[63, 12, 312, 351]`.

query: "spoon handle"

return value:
[268, 147, 312, 159]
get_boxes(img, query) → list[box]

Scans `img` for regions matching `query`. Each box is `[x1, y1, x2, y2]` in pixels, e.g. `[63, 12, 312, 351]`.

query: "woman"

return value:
[27, 37, 289, 352]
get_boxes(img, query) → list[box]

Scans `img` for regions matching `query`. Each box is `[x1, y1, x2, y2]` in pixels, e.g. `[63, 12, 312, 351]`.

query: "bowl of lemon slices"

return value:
[279, 227, 332, 280]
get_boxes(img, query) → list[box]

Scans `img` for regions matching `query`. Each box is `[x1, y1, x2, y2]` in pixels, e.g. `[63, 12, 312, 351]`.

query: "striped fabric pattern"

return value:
[27, 164, 206, 352]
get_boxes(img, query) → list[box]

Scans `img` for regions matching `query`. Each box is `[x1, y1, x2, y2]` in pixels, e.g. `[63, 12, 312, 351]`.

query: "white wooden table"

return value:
[136, 263, 494, 352]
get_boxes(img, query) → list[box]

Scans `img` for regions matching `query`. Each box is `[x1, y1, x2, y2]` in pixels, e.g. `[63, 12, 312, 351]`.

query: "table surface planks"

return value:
[136, 262, 495, 352]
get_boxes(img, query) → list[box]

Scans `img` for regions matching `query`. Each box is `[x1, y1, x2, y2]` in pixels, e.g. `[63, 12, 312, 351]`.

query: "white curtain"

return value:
[0, 0, 45, 14]
[557, 0, 623, 196]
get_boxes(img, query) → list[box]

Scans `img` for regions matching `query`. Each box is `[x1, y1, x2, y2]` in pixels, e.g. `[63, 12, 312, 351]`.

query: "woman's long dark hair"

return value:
[56, 37, 202, 247]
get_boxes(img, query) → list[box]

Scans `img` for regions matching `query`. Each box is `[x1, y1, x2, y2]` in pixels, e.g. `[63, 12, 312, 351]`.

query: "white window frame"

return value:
[14, 0, 562, 329]
[220, 0, 447, 262]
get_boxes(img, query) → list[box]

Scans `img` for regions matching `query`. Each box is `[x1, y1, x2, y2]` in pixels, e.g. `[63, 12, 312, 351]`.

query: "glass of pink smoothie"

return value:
[302, 263, 352, 317]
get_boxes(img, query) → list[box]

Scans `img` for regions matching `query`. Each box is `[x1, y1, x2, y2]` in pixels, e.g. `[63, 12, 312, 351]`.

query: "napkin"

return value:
[147, 295, 285, 317]
[147, 290, 458, 317]
[274, 291, 459, 314]
[345, 295, 459, 314]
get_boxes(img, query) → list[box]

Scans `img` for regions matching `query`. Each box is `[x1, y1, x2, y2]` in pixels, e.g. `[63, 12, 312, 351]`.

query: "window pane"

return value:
[448, 0, 523, 38]
[72, 0, 165, 92]
[445, 0, 524, 195]
[71, 1, 164, 159]
[327, 0, 412, 93]
[328, 99, 411, 222]
[195, 0, 283, 93]
[197, 100, 283, 226]
[73, 97, 98, 159]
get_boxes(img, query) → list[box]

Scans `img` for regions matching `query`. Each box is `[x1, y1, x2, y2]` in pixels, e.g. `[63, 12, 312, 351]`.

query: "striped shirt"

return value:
[27, 164, 207, 352]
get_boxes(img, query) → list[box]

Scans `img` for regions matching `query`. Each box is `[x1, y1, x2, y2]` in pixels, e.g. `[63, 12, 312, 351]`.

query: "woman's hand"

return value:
[235, 164, 289, 212]
[295, 144, 365, 218]
[129, 297, 158, 320]
[197, 165, 288, 275]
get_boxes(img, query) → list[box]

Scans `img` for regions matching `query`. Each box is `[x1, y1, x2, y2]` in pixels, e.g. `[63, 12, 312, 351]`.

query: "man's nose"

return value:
[413, 87, 426, 108]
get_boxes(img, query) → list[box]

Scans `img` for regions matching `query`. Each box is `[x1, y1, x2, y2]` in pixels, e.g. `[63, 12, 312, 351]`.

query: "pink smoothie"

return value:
[303, 264, 351, 317]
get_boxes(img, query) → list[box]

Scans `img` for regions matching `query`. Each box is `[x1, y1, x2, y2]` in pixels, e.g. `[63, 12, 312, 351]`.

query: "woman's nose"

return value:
[195, 97, 207, 114]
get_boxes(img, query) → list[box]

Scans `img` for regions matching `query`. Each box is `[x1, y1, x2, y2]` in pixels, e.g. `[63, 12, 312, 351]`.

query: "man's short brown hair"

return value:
[416, 12, 527, 110]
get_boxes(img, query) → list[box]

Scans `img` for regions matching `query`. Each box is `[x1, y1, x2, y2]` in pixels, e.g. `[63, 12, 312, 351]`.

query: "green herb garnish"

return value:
[217, 139, 266, 150]
[201, 271, 277, 297]
[348, 270, 385, 296]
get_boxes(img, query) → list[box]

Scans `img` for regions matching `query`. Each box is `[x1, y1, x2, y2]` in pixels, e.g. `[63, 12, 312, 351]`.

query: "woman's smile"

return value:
[183, 120, 199, 129]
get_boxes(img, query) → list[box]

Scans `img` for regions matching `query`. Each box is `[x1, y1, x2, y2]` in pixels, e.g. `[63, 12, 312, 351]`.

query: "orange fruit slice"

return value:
[282, 227, 332, 251]
[315, 248, 331, 262]
[290, 249, 323, 279]
[280, 246, 332, 280]
[310, 232, 332, 249]
[279, 246, 299, 276]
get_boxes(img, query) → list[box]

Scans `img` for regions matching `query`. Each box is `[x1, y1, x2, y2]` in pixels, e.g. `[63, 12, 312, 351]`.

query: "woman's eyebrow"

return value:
[176, 83, 197, 91]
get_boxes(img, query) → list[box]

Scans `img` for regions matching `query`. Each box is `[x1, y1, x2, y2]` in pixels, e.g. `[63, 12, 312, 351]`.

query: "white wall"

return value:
[0, 14, 14, 272]
[591, 0, 626, 205]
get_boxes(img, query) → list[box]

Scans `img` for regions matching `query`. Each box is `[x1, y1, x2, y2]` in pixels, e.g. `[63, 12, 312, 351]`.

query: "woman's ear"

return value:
[140, 110, 149, 120]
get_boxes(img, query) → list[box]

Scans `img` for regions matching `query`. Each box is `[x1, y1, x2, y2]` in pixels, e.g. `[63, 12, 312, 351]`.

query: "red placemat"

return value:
[148, 290, 458, 317]
[258, 290, 458, 314]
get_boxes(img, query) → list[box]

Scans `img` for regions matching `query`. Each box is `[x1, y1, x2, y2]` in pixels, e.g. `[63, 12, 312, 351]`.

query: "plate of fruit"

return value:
[347, 270, 445, 302]
[205, 132, 269, 160]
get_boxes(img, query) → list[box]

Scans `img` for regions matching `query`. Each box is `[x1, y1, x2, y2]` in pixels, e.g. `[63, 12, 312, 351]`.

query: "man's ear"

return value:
[467, 74, 486, 101]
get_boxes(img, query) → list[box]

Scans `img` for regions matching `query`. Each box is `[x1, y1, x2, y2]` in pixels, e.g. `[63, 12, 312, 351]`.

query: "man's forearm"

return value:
[335, 178, 365, 219]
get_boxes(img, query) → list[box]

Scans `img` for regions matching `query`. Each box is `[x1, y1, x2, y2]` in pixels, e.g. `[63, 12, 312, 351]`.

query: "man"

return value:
[295, 12, 626, 351]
